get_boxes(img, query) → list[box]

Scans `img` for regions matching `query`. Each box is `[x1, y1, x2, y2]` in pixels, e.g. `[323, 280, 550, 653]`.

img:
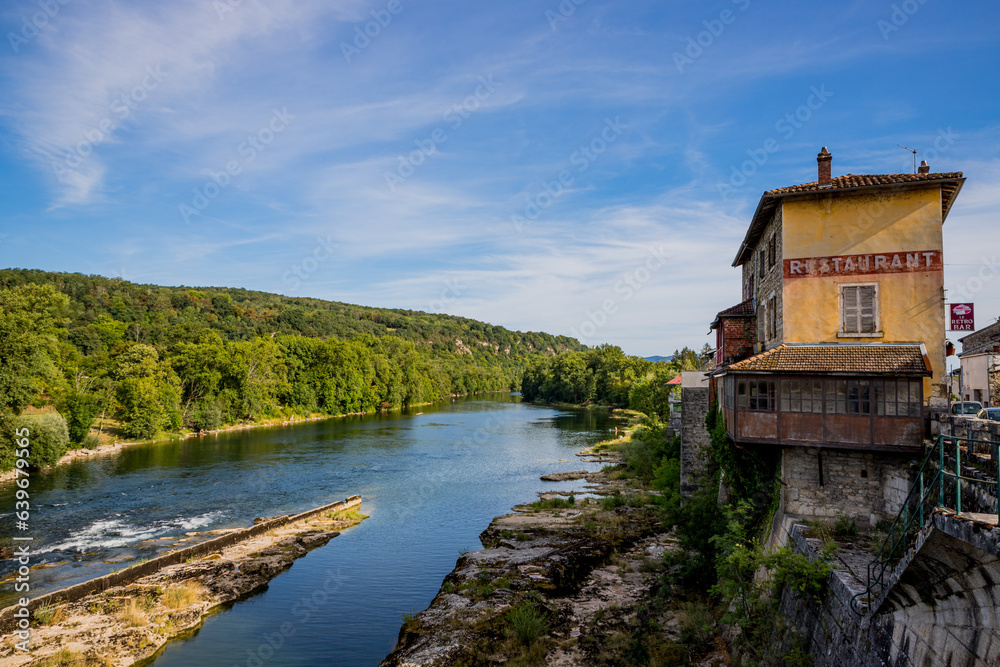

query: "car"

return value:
[950, 401, 984, 415]
[976, 407, 1000, 422]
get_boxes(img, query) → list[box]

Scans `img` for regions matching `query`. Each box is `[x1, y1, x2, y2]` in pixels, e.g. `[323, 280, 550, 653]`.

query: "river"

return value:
[0, 394, 614, 666]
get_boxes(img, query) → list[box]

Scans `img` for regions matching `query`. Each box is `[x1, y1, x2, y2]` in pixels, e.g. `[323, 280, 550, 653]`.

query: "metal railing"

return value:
[851, 433, 999, 614]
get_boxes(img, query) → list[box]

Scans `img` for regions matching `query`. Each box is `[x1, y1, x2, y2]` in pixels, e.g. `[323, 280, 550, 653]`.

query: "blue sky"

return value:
[1, 0, 998, 357]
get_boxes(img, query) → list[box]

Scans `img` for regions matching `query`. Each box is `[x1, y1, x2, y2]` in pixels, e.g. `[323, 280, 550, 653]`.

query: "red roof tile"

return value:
[763, 172, 963, 196]
[715, 298, 755, 318]
[714, 343, 931, 376]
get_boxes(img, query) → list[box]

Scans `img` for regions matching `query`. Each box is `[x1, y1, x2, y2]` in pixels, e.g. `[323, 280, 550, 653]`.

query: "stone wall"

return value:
[680, 372, 711, 497]
[0, 495, 362, 632]
[939, 413, 1000, 445]
[739, 207, 783, 348]
[778, 525, 910, 667]
[959, 320, 1000, 351]
[781, 447, 917, 528]
[875, 513, 1000, 666]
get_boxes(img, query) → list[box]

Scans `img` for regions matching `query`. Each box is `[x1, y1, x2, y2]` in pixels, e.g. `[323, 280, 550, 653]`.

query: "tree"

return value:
[112, 344, 181, 439]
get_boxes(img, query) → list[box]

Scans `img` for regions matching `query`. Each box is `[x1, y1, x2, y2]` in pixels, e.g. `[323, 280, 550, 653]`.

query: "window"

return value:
[758, 249, 766, 279]
[781, 378, 824, 413]
[825, 378, 872, 415]
[874, 379, 922, 417]
[768, 294, 777, 341]
[840, 284, 879, 334]
[768, 234, 777, 268]
[738, 377, 776, 412]
[757, 303, 766, 343]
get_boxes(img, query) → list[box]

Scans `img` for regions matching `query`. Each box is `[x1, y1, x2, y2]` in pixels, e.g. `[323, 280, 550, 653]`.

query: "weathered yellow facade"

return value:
[781, 187, 946, 398]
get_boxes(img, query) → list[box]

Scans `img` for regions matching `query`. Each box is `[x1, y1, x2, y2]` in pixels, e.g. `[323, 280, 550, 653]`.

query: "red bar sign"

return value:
[950, 303, 974, 331]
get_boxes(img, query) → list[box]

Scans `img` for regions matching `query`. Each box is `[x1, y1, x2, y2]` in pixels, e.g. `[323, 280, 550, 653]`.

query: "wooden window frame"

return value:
[839, 283, 882, 337]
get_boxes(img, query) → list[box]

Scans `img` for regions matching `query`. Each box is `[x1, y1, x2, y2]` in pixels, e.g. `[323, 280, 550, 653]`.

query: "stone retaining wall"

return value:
[0, 495, 361, 633]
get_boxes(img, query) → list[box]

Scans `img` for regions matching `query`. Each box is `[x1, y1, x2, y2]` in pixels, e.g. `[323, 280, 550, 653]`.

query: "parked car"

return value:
[975, 407, 1000, 422]
[950, 401, 984, 415]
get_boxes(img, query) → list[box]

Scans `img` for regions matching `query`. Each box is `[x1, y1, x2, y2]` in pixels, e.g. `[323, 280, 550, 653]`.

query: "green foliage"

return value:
[0, 270, 588, 469]
[767, 546, 832, 604]
[58, 390, 100, 445]
[522, 344, 703, 417]
[832, 514, 859, 539]
[619, 422, 678, 483]
[0, 283, 68, 415]
[505, 602, 549, 646]
[528, 497, 575, 510]
[15, 412, 70, 468]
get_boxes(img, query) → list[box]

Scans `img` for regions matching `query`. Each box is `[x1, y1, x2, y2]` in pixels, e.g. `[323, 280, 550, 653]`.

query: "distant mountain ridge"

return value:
[0, 268, 585, 357]
[644, 355, 674, 363]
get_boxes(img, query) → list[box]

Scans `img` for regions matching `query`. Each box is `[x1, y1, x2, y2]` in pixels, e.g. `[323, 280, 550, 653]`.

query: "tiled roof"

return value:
[716, 298, 755, 318]
[763, 172, 963, 196]
[733, 171, 965, 267]
[714, 343, 931, 376]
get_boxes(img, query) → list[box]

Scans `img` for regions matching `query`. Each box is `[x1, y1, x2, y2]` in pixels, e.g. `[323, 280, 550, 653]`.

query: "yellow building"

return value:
[709, 149, 965, 526]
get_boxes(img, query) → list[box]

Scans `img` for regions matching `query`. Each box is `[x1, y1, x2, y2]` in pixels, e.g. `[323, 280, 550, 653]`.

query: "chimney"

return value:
[817, 147, 832, 184]
[918, 160, 930, 174]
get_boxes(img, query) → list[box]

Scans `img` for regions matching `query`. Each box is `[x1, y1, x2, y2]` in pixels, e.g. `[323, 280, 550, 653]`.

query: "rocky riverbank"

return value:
[379, 461, 729, 666]
[0, 504, 367, 666]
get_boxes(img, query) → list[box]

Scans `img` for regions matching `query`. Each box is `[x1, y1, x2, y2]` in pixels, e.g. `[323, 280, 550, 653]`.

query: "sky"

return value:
[1, 0, 998, 358]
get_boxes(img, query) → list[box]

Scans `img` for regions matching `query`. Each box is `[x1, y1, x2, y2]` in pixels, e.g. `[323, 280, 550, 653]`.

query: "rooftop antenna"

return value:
[898, 144, 917, 174]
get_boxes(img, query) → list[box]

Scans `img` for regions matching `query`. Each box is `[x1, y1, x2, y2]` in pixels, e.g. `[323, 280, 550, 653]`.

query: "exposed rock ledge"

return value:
[379, 470, 696, 666]
[539, 471, 590, 482]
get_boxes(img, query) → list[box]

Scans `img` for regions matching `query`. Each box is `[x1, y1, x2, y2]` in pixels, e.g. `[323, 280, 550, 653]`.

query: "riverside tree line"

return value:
[0, 269, 585, 471]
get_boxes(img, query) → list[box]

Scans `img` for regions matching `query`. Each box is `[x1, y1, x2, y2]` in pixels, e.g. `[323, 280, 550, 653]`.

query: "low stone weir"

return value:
[0, 494, 361, 633]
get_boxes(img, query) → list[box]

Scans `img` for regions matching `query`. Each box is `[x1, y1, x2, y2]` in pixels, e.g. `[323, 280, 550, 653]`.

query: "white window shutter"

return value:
[860, 286, 876, 332]
[842, 286, 859, 332]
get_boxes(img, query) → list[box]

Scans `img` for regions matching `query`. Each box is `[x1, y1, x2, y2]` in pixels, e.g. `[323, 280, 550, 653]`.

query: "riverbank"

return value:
[379, 428, 730, 666]
[0, 392, 510, 485]
[0, 499, 367, 666]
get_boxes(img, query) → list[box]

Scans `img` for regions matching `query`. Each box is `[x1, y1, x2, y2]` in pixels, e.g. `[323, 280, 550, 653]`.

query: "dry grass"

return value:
[36, 648, 115, 666]
[162, 581, 205, 610]
[115, 598, 148, 627]
[33, 603, 66, 626]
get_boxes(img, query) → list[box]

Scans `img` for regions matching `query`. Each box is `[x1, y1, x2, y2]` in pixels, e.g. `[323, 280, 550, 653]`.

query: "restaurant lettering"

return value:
[783, 250, 942, 279]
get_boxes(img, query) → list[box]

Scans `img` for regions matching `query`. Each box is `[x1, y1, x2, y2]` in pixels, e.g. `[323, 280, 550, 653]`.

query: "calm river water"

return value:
[0, 394, 613, 666]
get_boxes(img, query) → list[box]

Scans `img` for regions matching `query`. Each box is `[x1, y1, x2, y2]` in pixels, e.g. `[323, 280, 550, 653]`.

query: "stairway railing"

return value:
[850, 433, 999, 614]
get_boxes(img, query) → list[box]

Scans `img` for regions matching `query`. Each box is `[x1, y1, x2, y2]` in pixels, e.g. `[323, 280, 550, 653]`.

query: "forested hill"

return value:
[0, 269, 585, 469]
[0, 269, 582, 355]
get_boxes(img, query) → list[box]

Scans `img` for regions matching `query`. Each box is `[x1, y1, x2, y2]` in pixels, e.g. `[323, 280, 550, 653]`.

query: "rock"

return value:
[299, 530, 339, 549]
[541, 471, 590, 482]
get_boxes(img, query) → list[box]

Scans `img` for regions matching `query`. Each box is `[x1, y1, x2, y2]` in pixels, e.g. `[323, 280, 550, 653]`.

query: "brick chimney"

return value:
[817, 147, 832, 184]
[918, 160, 930, 174]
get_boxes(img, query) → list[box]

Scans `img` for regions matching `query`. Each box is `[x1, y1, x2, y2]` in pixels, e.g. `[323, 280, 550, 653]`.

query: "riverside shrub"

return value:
[16, 412, 70, 468]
